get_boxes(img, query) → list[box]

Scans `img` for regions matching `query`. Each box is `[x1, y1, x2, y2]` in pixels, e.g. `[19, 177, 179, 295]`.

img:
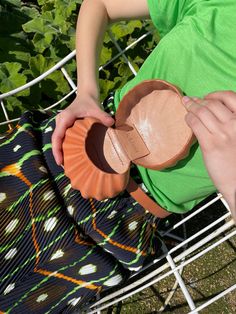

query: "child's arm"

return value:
[52, 0, 150, 166]
[183, 91, 236, 223]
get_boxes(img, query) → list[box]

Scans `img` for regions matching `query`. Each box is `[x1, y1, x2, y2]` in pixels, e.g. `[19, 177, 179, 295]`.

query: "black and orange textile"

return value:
[0, 110, 162, 313]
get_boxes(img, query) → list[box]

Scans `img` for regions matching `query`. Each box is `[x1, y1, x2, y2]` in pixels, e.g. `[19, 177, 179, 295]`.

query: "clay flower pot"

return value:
[63, 79, 195, 200]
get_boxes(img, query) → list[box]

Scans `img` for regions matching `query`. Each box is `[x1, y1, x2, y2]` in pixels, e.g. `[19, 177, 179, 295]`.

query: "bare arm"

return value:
[77, 0, 150, 96]
[52, 0, 150, 165]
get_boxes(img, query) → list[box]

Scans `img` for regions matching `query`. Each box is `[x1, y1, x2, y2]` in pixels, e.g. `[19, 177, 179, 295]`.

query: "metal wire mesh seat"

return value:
[0, 30, 235, 314]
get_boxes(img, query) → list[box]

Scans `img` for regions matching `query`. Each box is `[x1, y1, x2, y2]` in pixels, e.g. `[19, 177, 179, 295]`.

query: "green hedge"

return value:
[0, 0, 159, 121]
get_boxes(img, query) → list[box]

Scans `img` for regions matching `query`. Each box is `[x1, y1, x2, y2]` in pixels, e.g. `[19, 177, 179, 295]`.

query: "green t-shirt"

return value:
[113, 0, 236, 213]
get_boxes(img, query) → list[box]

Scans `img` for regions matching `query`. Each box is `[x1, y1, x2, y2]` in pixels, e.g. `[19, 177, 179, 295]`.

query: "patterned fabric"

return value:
[0, 108, 162, 313]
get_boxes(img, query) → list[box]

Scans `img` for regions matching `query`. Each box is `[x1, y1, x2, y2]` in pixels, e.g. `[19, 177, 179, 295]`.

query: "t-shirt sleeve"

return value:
[147, 0, 189, 37]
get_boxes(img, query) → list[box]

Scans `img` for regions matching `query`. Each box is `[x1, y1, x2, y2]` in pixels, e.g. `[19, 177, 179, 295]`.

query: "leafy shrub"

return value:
[0, 0, 158, 121]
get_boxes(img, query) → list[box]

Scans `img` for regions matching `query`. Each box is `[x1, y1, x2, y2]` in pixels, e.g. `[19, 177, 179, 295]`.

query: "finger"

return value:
[185, 112, 211, 149]
[52, 113, 75, 165]
[86, 108, 115, 127]
[183, 97, 221, 134]
[191, 97, 232, 123]
[205, 90, 236, 113]
[182, 96, 202, 111]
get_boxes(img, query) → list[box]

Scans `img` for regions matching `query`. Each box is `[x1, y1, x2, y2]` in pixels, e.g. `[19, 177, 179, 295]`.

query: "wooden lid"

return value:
[115, 80, 195, 169]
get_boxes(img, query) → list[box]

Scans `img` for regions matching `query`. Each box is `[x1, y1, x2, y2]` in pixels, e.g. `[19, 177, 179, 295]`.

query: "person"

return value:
[1, 0, 236, 313]
[52, 0, 236, 215]
[183, 91, 236, 222]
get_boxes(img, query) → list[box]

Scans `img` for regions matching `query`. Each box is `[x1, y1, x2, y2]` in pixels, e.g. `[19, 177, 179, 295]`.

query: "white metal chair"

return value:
[1, 29, 235, 314]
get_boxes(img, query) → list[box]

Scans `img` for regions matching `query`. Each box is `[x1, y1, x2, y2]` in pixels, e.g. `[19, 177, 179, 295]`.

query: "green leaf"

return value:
[118, 62, 132, 78]
[0, 35, 31, 64]
[64, 59, 77, 79]
[104, 32, 111, 44]
[29, 54, 54, 77]
[41, 70, 70, 98]
[99, 79, 115, 100]
[28, 84, 43, 108]
[2, 0, 21, 7]
[32, 32, 54, 53]
[110, 20, 143, 39]
[0, 62, 29, 97]
[41, 2, 54, 13]
[64, 27, 76, 50]
[6, 96, 23, 113]
[38, 0, 54, 6]
[21, 6, 40, 19]
[54, 0, 77, 20]
[100, 47, 112, 66]
[0, 3, 30, 35]
[22, 14, 57, 35]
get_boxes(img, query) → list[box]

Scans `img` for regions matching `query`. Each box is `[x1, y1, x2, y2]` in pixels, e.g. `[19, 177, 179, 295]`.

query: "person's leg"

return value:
[0, 111, 125, 313]
[0, 110, 162, 312]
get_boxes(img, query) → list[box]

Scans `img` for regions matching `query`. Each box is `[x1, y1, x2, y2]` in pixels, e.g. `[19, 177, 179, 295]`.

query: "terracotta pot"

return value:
[63, 79, 195, 200]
